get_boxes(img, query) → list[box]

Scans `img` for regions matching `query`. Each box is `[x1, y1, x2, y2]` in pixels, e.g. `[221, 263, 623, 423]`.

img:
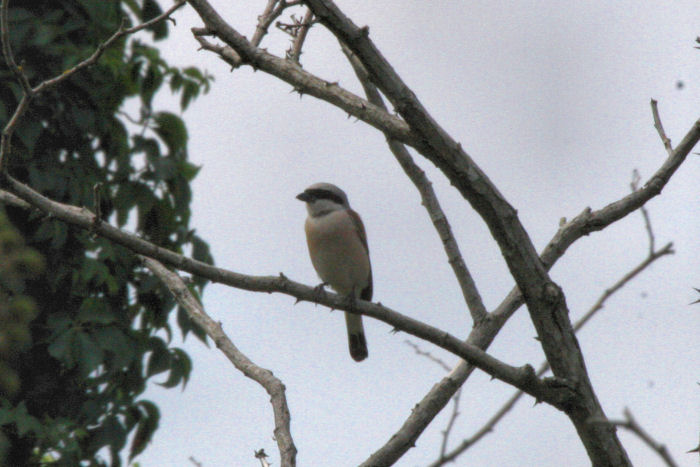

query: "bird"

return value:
[296, 182, 372, 362]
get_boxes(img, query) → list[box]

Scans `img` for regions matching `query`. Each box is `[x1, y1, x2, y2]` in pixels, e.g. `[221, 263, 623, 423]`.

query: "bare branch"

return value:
[431, 211, 673, 467]
[185, 0, 417, 146]
[403, 340, 463, 461]
[404, 340, 452, 372]
[431, 242, 674, 466]
[339, 42, 488, 324]
[0, 187, 31, 210]
[651, 99, 673, 155]
[630, 169, 655, 256]
[590, 408, 679, 467]
[0, 175, 572, 406]
[364, 127, 695, 464]
[252, 0, 285, 47]
[140, 256, 297, 467]
[287, 9, 314, 63]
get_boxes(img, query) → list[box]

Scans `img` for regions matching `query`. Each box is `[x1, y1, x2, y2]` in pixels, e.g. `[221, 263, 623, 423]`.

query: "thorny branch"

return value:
[187, 4, 695, 462]
[339, 42, 488, 324]
[141, 257, 297, 467]
[361, 101, 699, 466]
[0, 0, 697, 465]
[429, 194, 674, 466]
[0, 172, 571, 407]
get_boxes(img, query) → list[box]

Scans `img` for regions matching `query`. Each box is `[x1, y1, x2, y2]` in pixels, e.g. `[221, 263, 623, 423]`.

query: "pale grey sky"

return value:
[136, 1, 699, 466]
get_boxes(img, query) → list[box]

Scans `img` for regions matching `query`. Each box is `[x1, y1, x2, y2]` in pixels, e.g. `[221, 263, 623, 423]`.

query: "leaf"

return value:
[140, 64, 163, 108]
[129, 400, 160, 460]
[77, 298, 116, 324]
[93, 326, 135, 369]
[153, 112, 187, 155]
[157, 347, 191, 388]
[47, 329, 78, 368]
[141, 0, 167, 40]
[15, 119, 43, 155]
[77, 331, 104, 376]
[146, 338, 170, 376]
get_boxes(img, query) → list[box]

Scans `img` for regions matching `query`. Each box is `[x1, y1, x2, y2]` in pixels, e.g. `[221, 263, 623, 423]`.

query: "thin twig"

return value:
[255, 448, 272, 467]
[251, 0, 303, 47]
[140, 257, 297, 467]
[287, 9, 314, 63]
[630, 169, 655, 255]
[0, 0, 31, 93]
[651, 99, 673, 155]
[192, 29, 243, 68]
[404, 340, 451, 371]
[590, 408, 679, 467]
[403, 340, 462, 461]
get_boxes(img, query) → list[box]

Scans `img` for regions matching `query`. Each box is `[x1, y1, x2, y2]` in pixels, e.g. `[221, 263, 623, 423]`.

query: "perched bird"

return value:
[296, 183, 372, 362]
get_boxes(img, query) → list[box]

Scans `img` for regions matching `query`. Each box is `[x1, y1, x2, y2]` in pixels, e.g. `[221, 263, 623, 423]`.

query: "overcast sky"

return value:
[135, 1, 699, 466]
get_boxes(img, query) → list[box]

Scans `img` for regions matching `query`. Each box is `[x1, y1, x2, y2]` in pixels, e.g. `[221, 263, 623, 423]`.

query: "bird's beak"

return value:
[296, 191, 312, 202]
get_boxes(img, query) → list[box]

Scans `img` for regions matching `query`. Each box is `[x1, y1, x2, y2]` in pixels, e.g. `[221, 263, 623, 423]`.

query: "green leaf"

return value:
[157, 347, 191, 388]
[141, 64, 163, 108]
[77, 331, 104, 376]
[77, 298, 116, 324]
[128, 400, 159, 460]
[15, 119, 43, 155]
[93, 326, 135, 369]
[141, 0, 167, 40]
[153, 112, 187, 155]
[146, 338, 169, 376]
[47, 328, 78, 368]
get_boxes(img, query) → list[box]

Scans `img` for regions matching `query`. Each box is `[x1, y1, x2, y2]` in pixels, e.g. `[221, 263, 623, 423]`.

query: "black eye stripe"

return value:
[306, 189, 344, 205]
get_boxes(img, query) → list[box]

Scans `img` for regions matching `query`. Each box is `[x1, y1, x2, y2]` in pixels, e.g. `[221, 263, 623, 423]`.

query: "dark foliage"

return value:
[0, 0, 214, 464]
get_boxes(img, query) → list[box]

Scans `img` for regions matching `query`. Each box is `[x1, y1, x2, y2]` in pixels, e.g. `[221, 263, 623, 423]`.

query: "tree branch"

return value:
[0, 175, 571, 407]
[430, 240, 674, 466]
[185, 0, 415, 146]
[651, 99, 673, 156]
[360, 110, 699, 464]
[251, 0, 299, 48]
[286, 8, 314, 63]
[339, 42, 487, 324]
[140, 257, 297, 467]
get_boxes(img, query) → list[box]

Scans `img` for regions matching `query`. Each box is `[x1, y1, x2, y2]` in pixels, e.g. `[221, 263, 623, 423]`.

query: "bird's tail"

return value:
[345, 312, 368, 362]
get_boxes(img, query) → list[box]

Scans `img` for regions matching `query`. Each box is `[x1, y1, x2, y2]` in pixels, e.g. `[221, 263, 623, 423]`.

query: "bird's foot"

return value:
[312, 282, 329, 304]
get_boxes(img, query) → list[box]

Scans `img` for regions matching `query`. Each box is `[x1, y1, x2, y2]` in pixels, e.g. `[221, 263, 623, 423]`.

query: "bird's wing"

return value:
[347, 209, 373, 301]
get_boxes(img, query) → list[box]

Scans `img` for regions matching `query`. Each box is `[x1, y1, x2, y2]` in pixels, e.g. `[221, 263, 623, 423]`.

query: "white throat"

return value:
[306, 199, 346, 218]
